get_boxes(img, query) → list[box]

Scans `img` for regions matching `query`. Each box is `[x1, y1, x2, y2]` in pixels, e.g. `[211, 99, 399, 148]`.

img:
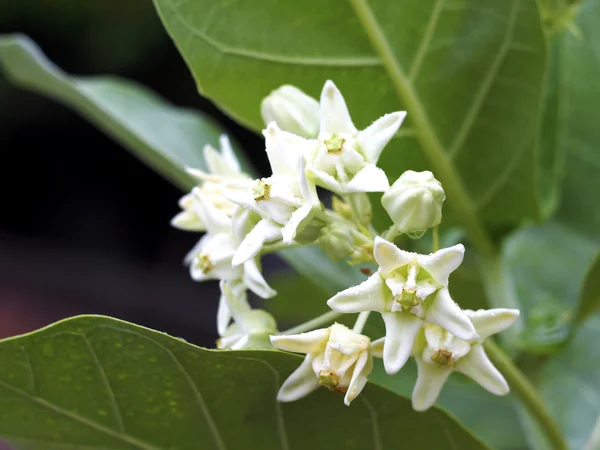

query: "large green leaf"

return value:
[503, 0, 600, 352]
[0, 34, 230, 191]
[371, 360, 527, 450]
[0, 315, 490, 450]
[153, 0, 547, 228]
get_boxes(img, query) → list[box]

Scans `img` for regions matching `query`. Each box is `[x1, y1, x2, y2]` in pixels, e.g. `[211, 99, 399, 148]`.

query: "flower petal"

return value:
[327, 273, 389, 313]
[347, 164, 390, 193]
[412, 358, 452, 411]
[270, 328, 330, 354]
[418, 244, 465, 286]
[357, 111, 406, 163]
[344, 351, 372, 406]
[319, 80, 357, 135]
[281, 203, 313, 243]
[232, 219, 281, 267]
[243, 259, 277, 299]
[455, 345, 509, 395]
[306, 166, 345, 194]
[171, 209, 204, 232]
[382, 312, 423, 374]
[184, 234, 210, 265]
[370, 337, 385, 358]
[276, 355, 320, 402]
[464, 309, 520, 340]
[426, 288, 479, 341]
[219, 134, 241, 173]
[373, 237, 415, 274]
[264, 123, 304, 175]
[216, 291, 232, 336]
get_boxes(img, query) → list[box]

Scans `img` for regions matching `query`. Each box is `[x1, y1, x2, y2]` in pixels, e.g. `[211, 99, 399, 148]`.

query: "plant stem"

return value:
[261, 240, 304, 255]
[432, 226, 439, 252]
[353, 311, 371, 333]
[279, 310, 343, 335]
[484, 339, 568, 450]
[349, 0, 494, 258]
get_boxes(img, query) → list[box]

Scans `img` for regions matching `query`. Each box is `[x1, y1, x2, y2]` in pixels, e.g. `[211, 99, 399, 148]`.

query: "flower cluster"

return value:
[172, 81, 519, 411]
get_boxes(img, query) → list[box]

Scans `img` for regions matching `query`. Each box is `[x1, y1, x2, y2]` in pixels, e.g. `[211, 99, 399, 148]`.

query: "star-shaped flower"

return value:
[270, 323, 373, 406]
[411, 308, 519, 411]
[304, 80, 406, 194]
[171, 135, 250, 231]
[228, 123, 322, 266]
[328, 237, 478, 374]
[186, 194, 275, 300]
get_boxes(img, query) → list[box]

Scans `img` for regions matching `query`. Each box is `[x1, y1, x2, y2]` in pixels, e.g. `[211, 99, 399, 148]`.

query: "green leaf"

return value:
[370, 360, 527, 450]
[534, 315, 600, 449]
[577, 255, 600, 322]
[503, 222, 599, 353]
[0, 34, 231, 191]
[554, 0, 600, 242]
[0, 315, 490, 450]
[153, 0, 547, 228]
[503, 0, 600, 352]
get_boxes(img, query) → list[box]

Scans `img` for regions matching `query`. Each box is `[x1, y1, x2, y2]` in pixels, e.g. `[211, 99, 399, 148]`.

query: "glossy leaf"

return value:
[153, 0, 547, 227]
[0, 34, 232, 191]
[503, 0, 600, 352]
[370, 359, 527, 449]
[0, 315, 490, 450]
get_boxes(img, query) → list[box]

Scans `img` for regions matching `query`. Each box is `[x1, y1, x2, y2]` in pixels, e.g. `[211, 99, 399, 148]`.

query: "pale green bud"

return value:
[260, 85, 320, 138]
[319, 224, 354, 261]
[382, 170, 445, 238]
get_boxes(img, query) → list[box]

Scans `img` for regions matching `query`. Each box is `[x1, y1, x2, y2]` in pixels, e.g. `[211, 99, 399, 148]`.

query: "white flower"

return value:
[382, 170, 445, 238]
[186, 197, 276, 300]
[261, 85, 320, 138]
[171, 135, 251, 231]
[217, 281, 278, 350]
[304, 80, 406, 195]
[328, 237, 478, 374]
[270, 323, 373, 406]
[411, 308, 520, 411]
[228, 123, 322, 266]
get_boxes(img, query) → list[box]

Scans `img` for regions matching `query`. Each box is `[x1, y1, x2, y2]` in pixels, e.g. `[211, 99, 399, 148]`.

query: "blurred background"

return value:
[0, 0, 274, 347]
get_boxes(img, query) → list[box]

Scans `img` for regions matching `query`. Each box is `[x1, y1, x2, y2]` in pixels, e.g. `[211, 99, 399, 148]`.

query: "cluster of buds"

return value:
[172, 80, 520, 410]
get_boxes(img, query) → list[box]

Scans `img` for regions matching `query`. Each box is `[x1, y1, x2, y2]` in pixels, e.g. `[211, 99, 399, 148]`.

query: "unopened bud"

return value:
[381, 170, 445, 238]
[319, 224, 354, 261]
[261, 85, 320, 138]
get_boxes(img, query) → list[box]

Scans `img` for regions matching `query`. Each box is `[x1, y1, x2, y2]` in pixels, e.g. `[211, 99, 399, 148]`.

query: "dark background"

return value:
[0, 0, 273, 347]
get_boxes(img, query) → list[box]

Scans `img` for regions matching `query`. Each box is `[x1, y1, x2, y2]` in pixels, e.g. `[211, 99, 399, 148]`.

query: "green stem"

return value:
[432, 226, 439, 252]
[353, 311, 371, 333]
[261, 240, 305, 255]
[279, 310, 343, 335]
[349, 0, 494, 258]
[484, 340, 568, 450]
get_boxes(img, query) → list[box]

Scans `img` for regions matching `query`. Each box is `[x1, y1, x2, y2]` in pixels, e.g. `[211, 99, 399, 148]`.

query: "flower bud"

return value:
[319, 224, 354, 261]
[217, 309, 278, 350]
[260, 85, 320, 138]
[381, 170, 445, 238]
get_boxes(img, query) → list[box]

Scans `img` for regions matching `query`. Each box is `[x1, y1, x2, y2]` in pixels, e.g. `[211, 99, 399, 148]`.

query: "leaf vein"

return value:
[408, 0, 446, 82]
[81, 335, 126, 433]
[0, 378, 161, 450]
[448, 0, 521, 159]
[163, 0, 381, 68]
[229, 355, 290, 450]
